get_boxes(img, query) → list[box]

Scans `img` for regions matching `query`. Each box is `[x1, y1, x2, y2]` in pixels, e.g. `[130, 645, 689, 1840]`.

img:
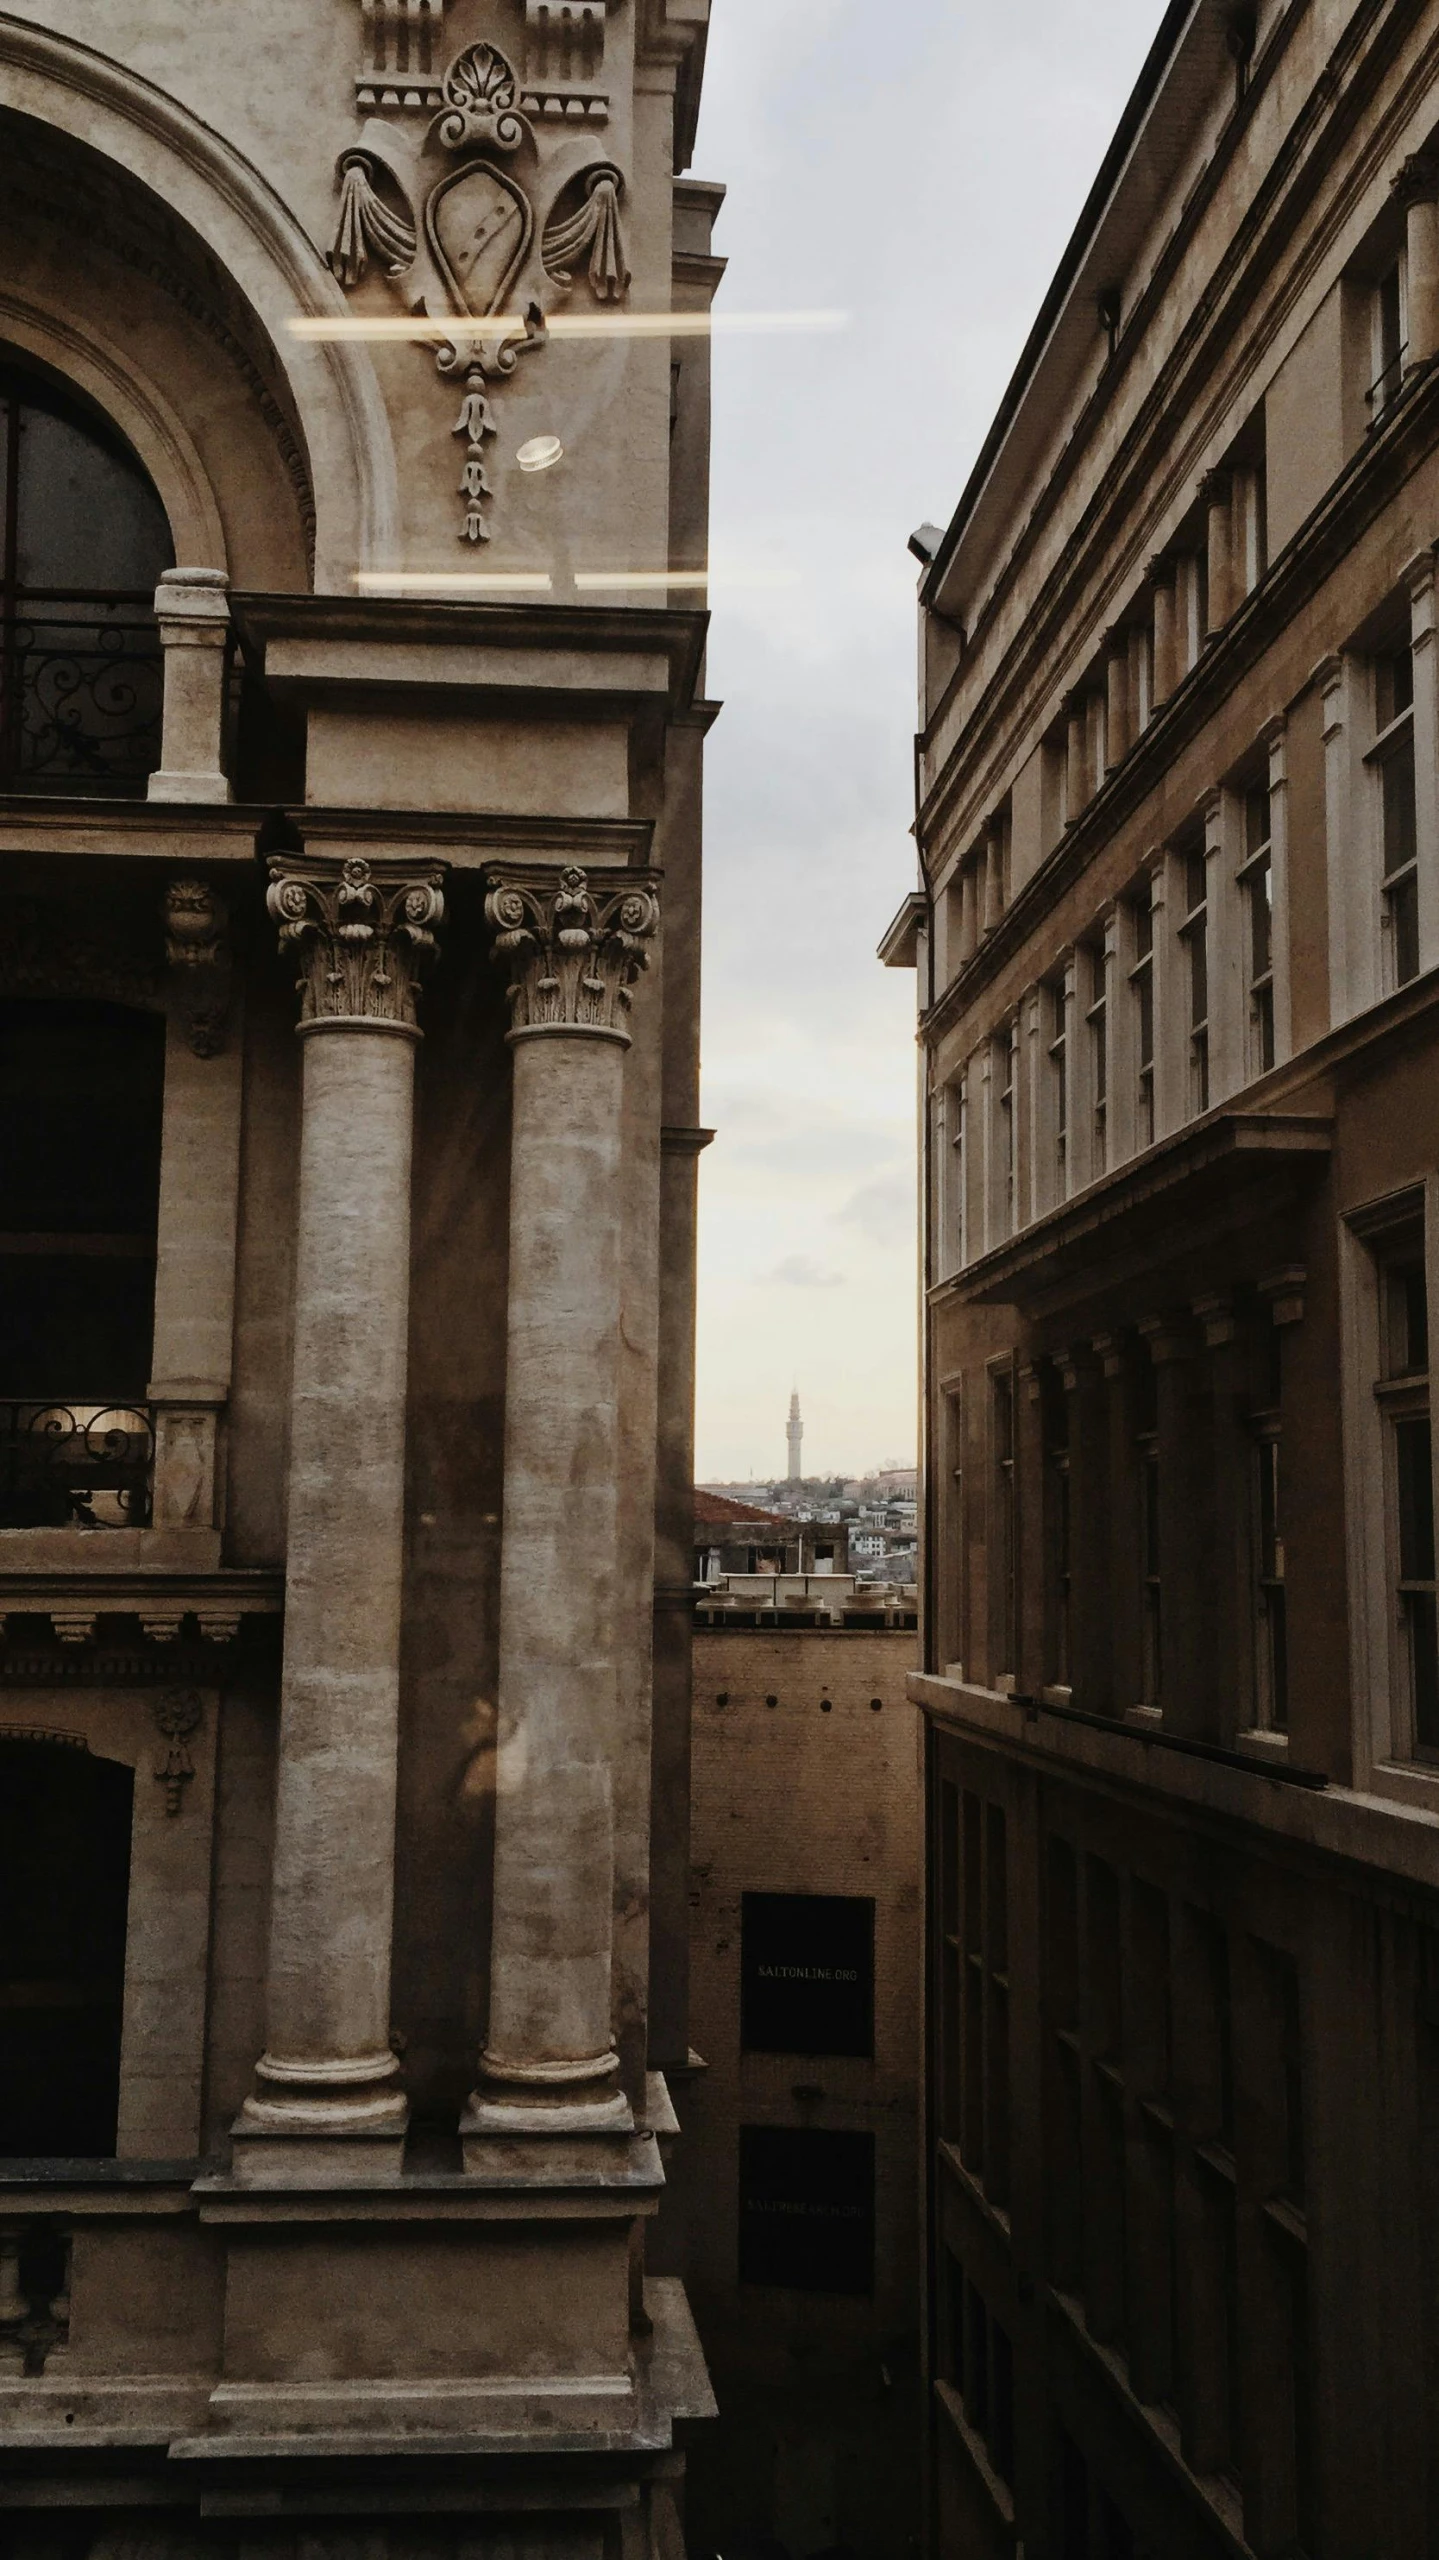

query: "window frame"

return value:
[1341, 1180, 1439, 1794]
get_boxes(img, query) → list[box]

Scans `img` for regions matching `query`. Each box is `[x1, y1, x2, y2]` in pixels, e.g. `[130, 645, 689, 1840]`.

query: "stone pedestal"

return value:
[233, 855, 445, 2182]
[463, 864, 660, 2165]
[147, 568, 233, 804]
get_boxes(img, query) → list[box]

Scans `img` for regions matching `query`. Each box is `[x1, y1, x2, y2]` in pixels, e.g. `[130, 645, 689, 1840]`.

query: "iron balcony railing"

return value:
[0, 1403, 155, 1529]
[0, 593, 163, 795]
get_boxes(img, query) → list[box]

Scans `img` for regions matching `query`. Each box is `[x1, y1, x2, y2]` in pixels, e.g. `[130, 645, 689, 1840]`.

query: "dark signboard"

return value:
[738, 2126, 875, 2295]
[741, 1891, 874, 2057]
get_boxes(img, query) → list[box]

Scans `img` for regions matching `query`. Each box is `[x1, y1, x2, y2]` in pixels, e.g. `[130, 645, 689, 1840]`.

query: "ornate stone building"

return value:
[891, 2, 1439, 2553]
[0, 4, 718, 2556]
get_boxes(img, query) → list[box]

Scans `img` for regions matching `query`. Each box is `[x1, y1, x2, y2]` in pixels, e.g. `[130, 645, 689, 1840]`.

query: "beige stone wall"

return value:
[664, 1626, 922, 2560]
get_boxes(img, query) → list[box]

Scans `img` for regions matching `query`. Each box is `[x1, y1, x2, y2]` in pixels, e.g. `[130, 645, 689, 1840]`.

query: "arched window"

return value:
[0, 1736, 134, 2157]
[0, 359, 174, 793]
[0, 1000, 166, 1527]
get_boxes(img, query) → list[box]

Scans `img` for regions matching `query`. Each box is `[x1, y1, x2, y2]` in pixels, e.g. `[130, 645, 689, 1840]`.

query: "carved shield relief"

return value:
[424, 161, 533, 316]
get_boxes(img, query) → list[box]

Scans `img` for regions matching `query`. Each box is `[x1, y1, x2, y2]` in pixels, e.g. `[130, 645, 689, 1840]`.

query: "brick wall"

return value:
[664, 1626, 922, 2560]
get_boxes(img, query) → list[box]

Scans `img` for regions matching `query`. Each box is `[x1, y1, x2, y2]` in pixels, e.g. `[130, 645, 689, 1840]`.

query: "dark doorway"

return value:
[0, 1736, 134, 2155]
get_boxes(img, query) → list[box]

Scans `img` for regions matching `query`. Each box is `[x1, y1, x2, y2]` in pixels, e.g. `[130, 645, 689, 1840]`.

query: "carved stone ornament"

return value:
[162, 879, 232, 1057]
[267, 856, 446, 1033]
[152, 1689, 202, 1816]
[484, 863, 659, 1043]
[328, 29, 631, 544]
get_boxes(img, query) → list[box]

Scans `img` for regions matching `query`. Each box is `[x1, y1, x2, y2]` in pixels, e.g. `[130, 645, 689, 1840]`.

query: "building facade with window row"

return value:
[885, 2, 1439, 2553]
[0, 6, 719, 2560]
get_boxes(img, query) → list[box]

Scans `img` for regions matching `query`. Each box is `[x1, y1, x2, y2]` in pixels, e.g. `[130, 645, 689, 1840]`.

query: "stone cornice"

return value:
[233, 593, 709, 718]
[917, 0, 1426, 840]
[918, 354, 1439, 1051]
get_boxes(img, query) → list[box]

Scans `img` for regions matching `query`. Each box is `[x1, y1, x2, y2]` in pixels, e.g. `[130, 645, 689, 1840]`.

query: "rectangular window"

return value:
[1049, 978, 1069, 1189]
[1254, 1427, 1289, 1730]
[956, 1791, 1010, 2210]
[996, 1026, 1017, 1235]
[740, 1893, 874, 2058]
[1371, 257, 1407, 418]
[1044, 1835, 1082, 2293]
[1372, 1211, 1439, 1757]
[1372, 639, 1419, 988]
[1045, 1371, 1072, 1689]
[992, 1367, 1017, 1681]
[1241, 783, 1276, 1072]
[1137, 1353, 1162, 1706]
[737, 2127, 875, 2294]
[1129, 882, 1155, 1146]
[1085, 939, 1108, 1173]
[1181, 846, 1210, 1114]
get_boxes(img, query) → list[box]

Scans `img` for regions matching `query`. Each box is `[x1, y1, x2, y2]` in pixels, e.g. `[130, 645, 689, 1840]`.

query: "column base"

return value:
[459, 2050, 635, 2172]
[231, 2049, 408, 2182]
[228, 2121, 408, 2185]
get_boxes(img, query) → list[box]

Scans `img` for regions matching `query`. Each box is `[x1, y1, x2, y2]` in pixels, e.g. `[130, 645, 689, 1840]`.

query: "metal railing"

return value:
[0, 1403, 155, 1529]
[0, 597, 163, 795]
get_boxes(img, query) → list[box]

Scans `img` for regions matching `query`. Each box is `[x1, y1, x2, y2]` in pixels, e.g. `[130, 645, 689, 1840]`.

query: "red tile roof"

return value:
[694, 1490, 792, 1531]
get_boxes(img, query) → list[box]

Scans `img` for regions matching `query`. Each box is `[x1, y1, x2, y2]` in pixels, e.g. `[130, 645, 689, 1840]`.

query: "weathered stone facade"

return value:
[892, 2, 1439, 2553]
[0, 4, 718, 2554]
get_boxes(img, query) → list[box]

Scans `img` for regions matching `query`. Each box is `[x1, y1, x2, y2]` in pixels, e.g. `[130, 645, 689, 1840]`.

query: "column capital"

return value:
[485, 862, 660, 1046]
[267, 854, 446, 1037]
[1393, 148, 1439, 210]
[1198, 464, 1232, 505]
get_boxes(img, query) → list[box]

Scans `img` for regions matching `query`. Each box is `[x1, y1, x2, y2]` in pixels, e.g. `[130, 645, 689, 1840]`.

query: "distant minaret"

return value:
[787, 1390, 804, 1482]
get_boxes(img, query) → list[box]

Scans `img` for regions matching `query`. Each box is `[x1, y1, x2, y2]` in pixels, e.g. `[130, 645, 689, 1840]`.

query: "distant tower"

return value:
[787, 1390, 804, 1482]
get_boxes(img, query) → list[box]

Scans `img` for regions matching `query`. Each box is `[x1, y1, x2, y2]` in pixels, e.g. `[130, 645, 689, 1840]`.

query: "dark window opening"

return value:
[0, 999, 164, 1527]
[0, 1737, 133, 2156]
[0, 360, 173, 795]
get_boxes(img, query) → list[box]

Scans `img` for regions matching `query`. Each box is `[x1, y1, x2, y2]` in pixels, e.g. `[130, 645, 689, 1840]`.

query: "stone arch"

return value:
[0, 19, 399, 593]
[0, 300, 226, 572]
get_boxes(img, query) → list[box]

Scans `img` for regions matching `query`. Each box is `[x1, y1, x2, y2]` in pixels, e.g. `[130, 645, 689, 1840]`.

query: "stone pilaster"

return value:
[233, 854, 445, 2181]
[463, 863, 659, 2161]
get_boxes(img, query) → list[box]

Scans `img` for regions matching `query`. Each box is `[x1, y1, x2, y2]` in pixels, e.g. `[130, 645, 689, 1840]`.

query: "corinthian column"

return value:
[462, 863, 660, 2162]
[233, 855, 445, 2181]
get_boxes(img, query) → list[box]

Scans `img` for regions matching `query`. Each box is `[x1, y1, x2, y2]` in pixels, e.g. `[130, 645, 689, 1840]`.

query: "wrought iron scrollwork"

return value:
[0, 1403, 155, 1530]
[0, 603, 163, 795]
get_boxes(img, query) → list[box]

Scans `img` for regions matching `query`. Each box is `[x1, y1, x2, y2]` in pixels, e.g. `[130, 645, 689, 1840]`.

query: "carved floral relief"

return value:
[328, 27, 633, 546]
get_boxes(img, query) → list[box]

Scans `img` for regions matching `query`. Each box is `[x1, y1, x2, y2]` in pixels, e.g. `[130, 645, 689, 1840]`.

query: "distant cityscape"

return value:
[699, 1400, 919, 1589]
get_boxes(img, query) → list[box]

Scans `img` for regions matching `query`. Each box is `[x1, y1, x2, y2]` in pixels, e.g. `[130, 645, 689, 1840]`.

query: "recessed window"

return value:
[0, 361, 173, 796]
[1370, 257, 1407, 420]
[1369, 636, 1419, 989]
[1084, 938, 1108, 1173]
[1129, 881, 1156, 1147]
[1180, 844, 1210, 1114]
[1368, 1207, 1439, 1755]
[1241, 783, 1276, 1072]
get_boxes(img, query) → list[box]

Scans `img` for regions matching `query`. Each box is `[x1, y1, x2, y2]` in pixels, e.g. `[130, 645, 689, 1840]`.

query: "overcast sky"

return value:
[687, 0, 1166, 1483]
